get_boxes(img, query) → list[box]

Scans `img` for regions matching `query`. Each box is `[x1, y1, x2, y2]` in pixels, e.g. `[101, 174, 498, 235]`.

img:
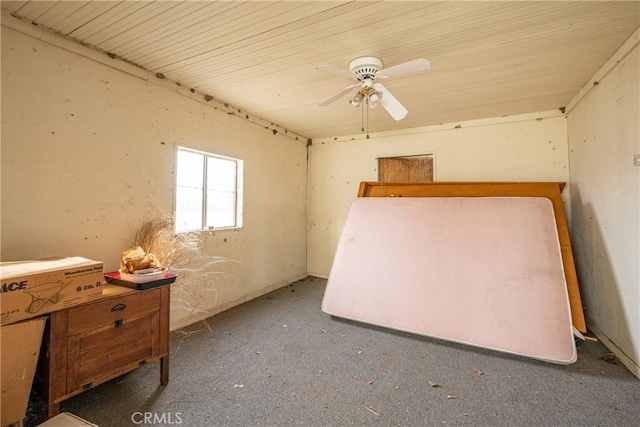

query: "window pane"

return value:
[206, 157, 236, 228]
[177, 150, 204, 187]
[207, 157, 236, 191]
[175, 150, 204, 232]
[175, 187, 203, 231]
[206, 189, 235, 228]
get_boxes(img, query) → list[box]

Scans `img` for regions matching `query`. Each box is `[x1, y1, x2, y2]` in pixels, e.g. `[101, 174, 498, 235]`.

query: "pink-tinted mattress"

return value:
[321, 197, 576, 364]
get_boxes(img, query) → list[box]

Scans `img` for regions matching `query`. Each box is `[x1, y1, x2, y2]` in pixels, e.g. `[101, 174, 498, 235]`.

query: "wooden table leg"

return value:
[160, 354, 169, 385]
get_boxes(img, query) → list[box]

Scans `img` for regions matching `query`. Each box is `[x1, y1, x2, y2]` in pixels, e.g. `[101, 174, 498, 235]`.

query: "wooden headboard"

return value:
[357, 181, 585, 333]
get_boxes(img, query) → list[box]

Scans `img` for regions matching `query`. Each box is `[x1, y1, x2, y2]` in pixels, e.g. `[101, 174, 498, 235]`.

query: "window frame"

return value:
[175, 146, 243, 233]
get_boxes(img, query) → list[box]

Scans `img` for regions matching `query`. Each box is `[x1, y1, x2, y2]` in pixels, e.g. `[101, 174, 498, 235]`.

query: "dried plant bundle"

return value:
[131, 214, 240, 336]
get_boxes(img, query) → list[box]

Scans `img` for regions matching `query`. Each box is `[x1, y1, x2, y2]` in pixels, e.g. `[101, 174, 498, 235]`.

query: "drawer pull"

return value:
[111, 303, 127, 312]
[115, 319, 124, 328]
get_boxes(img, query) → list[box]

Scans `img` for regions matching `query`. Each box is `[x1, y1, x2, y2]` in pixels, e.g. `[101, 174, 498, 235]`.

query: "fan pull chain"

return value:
[366, 101, 370, 139]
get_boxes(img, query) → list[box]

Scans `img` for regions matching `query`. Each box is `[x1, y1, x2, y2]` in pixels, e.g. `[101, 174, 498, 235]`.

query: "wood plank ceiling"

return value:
[2, 1, 639, 140]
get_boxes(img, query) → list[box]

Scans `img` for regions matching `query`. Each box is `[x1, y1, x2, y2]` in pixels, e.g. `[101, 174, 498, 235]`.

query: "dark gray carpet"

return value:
[29, 277, 639, 426]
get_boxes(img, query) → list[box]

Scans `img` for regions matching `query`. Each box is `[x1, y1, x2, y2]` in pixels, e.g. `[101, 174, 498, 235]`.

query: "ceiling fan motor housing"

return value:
[349, 56, 383, 81]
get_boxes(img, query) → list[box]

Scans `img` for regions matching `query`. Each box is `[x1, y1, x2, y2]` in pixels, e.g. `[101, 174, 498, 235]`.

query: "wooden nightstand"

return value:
[37, 284, 170, 418]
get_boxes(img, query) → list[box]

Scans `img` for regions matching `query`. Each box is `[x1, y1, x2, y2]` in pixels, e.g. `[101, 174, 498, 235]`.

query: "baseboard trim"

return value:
[307, 272, 329, 280]
[588, 322, 640, 380]
[170, 273, 308, 331]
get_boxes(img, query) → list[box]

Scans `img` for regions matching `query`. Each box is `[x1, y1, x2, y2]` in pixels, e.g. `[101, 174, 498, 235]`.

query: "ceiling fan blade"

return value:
[378, 58, 431, 78]
[317, 65, 356, 80]
[319, 84, 359, 107]
[373, 83, 408, 121]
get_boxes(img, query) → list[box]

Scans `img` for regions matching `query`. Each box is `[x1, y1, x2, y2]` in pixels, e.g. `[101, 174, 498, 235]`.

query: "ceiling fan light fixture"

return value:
[351, 91, 364, 107]
[366, 87, 382, 108]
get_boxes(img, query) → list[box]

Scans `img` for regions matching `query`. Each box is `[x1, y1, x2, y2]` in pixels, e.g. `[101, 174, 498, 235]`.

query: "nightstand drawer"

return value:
[68, 314, 156, 391]
[67, 288, 160, 335]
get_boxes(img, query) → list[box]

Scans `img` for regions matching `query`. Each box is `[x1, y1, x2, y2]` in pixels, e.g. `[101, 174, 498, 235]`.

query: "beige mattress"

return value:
[321, 197, 576, 364]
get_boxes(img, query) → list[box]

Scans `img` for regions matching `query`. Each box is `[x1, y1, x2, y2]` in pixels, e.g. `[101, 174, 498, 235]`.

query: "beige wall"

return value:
[567, 33, 640, 378]
[1, 24, 308, 330]
[308, 112, 569, 277]
[3, 13, 638, 378]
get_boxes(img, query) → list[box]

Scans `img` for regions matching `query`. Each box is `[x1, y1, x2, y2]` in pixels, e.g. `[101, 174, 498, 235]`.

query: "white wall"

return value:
[567, 34, 640, 378]
[1, 23, 308, 330]
[308, 112, 569, 277]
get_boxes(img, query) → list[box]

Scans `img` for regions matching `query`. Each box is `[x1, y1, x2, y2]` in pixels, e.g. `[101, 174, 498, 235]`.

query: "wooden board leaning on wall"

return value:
[357, 181, 586, 333]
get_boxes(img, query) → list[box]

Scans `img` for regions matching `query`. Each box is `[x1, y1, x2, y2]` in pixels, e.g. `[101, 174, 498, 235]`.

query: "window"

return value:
[175, 147, 243, 232]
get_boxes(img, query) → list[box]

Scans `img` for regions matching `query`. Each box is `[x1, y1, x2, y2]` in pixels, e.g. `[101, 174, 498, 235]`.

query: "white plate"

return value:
[119, 269, 166, 284]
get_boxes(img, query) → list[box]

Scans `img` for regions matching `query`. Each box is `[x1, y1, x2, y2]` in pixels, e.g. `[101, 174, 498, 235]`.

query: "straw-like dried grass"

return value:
[131, 214, 239, 336]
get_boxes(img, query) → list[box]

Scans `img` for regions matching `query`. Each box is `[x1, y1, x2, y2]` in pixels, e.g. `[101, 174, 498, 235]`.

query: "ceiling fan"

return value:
[317, 56, 431, 121]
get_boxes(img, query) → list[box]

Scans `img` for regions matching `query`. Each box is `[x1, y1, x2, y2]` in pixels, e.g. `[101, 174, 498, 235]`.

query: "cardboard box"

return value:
[37, 412, 98, 427]
[0, 257, 104, 325]
[1, 316, 47, 427]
